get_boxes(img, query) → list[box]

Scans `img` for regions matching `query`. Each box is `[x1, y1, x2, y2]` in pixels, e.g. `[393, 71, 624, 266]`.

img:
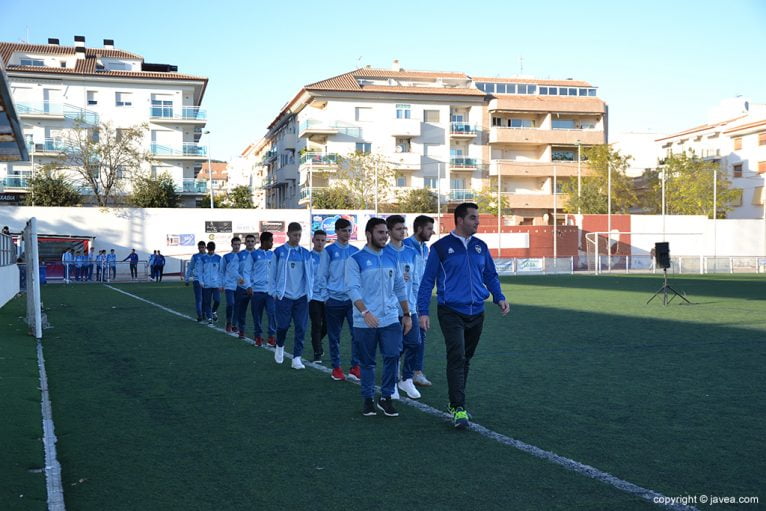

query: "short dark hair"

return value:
[335, 218, 351, 230]
[198, 241, 206, 247]
[385, 214, 405, 231]
[206, 241, 216, 250]
[365, 217, 386, 234]
[245, 234, 256, 241]
[231, 236, 241, 243]
[413, 215, 434, 233]
[259, 231, 273, 242]
[454, 202, 479, 224]
[313, 229, 327, 237]
[287, 222, 302, 233]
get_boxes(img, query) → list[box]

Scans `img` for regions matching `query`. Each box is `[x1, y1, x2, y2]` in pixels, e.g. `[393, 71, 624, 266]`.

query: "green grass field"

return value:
[2, 274, 764, 510]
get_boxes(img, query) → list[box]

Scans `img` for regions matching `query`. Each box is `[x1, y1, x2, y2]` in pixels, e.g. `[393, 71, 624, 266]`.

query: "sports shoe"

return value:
[398, 378, 421, 399]
[447, 404, 472, 420]
[208, 318, 213, 325]
[291, 356, 305, 370]
[212, 312, 218, 322]
[254, 336, 263, 347]
[347, 365, 361, 381]
[225, 323, 232, 333]
[331, 367, 346, 381]
[274, 346, 284, 364]
[377, 397, 399, 417]
[312, 354, 323, 363]
[453, 406, 469, 429]
[196, 316, 203, 323]
[391, 384, 400, 400]
[231, 326, 239, 334]
[413, 372, 432, 387]
[361, 398, 376, 416]
[238, 331, 246, 340]
[267, 336, 276, 347]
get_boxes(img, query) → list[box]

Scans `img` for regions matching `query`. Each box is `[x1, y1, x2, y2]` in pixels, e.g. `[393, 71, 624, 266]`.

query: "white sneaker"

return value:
[291, 356, 305, 370]
[391, 384, 401, 400]
[413, 372, 432, 387]
[398, 378, 421, 399]
[275, 346, 284, 364]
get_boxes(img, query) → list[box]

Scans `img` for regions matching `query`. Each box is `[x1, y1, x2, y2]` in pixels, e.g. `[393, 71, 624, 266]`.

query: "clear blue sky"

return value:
[2, 0, 765, 161]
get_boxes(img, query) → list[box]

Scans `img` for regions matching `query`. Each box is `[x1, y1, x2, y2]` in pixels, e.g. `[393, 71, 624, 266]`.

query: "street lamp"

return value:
[576, 140, 582, 215]
[607, 158, 612, 272]
[203, 130, 213, 208]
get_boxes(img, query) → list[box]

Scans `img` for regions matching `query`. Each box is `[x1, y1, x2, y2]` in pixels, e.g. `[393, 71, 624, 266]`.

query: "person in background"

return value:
[148, 251, 157, 281]
[123, 249, 139, 280]
[61, 248, 73, 283]
[74, 250, 87, 281]
[199, 241, 222, 325]
[87, 248, 96, 281]
[96, 250, 106, 281]
[107, 249, 117, 281]
[309, 230, 328, 362]
[221, 237, 246, 333]
[155, 250, 165, 282]
[259, 231, 277, 347]
[1, 226, 9, 236]
[186, 241, 208, 322]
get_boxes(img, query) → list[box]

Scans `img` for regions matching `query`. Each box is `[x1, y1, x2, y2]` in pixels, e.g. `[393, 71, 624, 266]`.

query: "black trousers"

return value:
[309, 299, 327, 357]
[437, 305, 485, 408]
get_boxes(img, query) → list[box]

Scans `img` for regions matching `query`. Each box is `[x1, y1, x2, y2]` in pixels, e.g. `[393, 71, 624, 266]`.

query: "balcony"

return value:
[448, 189, 477, 202]
[2, 176, 30, 189]
[449, 122, 478, 139]
[299, 152, 340, 170]
[489, 160, 588, 177]
[178, 178, 208, 194]
[489, 126, 603, 145]
[262, 149, 278, 164]
[298, 186, 329, 203]
[150, 143, 208, 159]
[16, 102, 99, 125]
[391, 118, 421, 137]
[390, 152, 421, 171]
[449, 157, 480, 171]
[32, 138, 70, 155]
[149, 106, 207, 123]
[299, 120, 361, 139]
[501, 192, 568, 209]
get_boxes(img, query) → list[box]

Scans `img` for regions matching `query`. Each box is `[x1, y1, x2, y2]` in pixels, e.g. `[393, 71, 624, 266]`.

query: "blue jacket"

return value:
[310, 250, 327, 300]
[248, 249, 272, 293]
[269, 244, 313, 300]
[417, 232, 505, 317]
[403, 235, 429, 281]
[199, 253, 223, 288]
[346, 245, 407, 328]
[123, 253, 139, 264]
[317, 242, 359, 302]
[220, 251, 248, 291]
[107, 253, 117, 267]
[75, 254, 88, 268]
[185, 252, 205, 282]
[384, 243, 420, 316]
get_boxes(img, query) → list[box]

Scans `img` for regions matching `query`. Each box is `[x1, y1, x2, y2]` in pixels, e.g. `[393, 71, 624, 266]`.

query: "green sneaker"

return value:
[453, 407, 469, 429]
[448, 404, 472, 420]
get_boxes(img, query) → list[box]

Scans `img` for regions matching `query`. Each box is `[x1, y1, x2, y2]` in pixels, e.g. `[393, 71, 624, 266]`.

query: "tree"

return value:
[560, 145, 637, 214]
[130, 172, 179, 208]
[645, 152, 740, 218]
[390, 188, 437, 213]
[25, 164, 81, 206]
[312, 185, 355, 209]
[334, 152, 396, 209]
[472, 185, 508, 216]
[57, 121, 154, 207]
[227, 185, 255, 208]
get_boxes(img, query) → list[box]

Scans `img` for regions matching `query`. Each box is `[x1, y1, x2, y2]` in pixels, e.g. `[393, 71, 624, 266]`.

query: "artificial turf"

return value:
[3, 274, 764, 510]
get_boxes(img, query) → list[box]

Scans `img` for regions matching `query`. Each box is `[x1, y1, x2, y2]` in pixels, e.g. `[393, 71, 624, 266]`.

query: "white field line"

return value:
[37, 339, 66, 511]
[105, 285, 698, 511]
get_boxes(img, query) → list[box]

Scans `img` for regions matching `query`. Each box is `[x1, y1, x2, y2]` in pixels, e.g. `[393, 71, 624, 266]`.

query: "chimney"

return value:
[392, 59, 402, 72]
[47, 38, 60, 46]
[75, 46, 86, 60]
[74, 35, 85, 48]
[103, 39, 114, 49]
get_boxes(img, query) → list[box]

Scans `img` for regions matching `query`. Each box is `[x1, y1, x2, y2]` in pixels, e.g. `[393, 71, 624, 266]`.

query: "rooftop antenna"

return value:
[356, 56, 363, 69]
[519, 56, 524, 75]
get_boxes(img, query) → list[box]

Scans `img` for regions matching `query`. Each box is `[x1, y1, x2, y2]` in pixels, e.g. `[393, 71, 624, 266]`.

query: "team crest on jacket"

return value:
[448, 248, 455, 254]
[476, 245, 482, 253]
[290, 262, 295, 268]
[388, 269, 393, 277]
[366, 260, 372, 266]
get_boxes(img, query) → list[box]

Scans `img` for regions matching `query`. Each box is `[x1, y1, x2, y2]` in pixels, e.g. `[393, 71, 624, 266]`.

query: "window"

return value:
[395, 137, 411, 153]
[506, 83, 516, 94]
[759, 133, 766, 146]
[568, 88, 577, 96]
[475, 82, 488, 92]
[758, 161, 766, 174]
[355, 107, 372, 122]
[588, 89, 597, 96]
[731, 189, 743, 207]
[451, 178, 465, 190]
[509, 119, 535, 128]
[733, 137, 742, 150]
[395, 104, 411, 119]
[754, 186, 764, 206]
[495, 83, 506, 94]
[548, 87, 558, 96]
[151, 97, 173, 117]
[553, 150, 576, 161]
[424, 110, 440, 123]
[518, 84, 527, 94]
[539, 86, 548, 95]
[20, 58, 44, 67]
[552, 119, 576, 129]
[492, 117, 504, 127]
[424, 177, 437, 189]
[116, 128, 126, 142]
[87, 91, 98, 105]
[115, 92, 132, 107]
[355, 142, 371, 154]
[579, 88, 587, 96]
[527, 85, 536, 94]
[396, 176, 407, 187]
[733, 163, 743, 178]
[484, 83, 495, 93]
[559, 87, 568, 96]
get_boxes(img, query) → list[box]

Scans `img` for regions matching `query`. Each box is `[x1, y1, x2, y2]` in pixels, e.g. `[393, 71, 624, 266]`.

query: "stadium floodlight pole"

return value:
[203, 130, 213, 209]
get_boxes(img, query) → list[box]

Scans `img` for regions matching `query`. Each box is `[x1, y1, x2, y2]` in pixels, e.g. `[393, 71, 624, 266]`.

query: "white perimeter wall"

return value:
[0, 264, 20, 308]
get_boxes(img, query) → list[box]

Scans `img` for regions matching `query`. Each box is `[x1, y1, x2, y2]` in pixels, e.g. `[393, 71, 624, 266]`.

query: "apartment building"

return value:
[0, 37, 209, 207]
[248, 61, 607, 224]
[656, 98, 766, 219]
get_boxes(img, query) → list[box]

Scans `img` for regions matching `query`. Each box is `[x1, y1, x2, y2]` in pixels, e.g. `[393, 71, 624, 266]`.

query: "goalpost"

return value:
[23, 217, 43, 339]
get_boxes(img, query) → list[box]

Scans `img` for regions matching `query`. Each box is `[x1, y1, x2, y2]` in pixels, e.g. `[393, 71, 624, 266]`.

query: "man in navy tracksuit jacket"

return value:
[417, 202, 509, 429]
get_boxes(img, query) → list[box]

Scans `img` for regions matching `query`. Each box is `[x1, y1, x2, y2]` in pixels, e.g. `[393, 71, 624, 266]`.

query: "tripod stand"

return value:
[647, 268, 691, 305]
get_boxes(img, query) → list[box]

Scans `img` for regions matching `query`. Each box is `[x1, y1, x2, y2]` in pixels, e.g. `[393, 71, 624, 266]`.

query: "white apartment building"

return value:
[656, 98, 766, 219]
[0, 37, 209, 207]
[248, 62, 607, 224]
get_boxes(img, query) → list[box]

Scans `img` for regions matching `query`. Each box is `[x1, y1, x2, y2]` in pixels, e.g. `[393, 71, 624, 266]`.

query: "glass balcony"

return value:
[299, 152, 340, 166]
[2, 176, 30, 188]
[262, 149, 278, 163]
[64, 105, 99, 125]
[299, 120, 361, 138]
[16, 101, 64, 116]
[150, 143, 207, 157]
[179, 179, 208, 193]
[450, 122, 478, 136]
[299, 186, 329, 201]
[150, 106, 207, 121]
[450, 157, 479, 169]
[33, 138, 69, 153]
[448, 189, 476, 201]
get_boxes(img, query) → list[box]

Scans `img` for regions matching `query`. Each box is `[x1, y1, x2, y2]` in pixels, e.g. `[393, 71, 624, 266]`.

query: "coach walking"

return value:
[417, 202, 510, 429]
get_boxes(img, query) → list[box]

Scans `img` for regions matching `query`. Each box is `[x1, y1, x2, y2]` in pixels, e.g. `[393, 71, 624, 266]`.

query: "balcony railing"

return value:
[299, 120, 361, 138]
[2, 176, 30, 188]
[178, 179, 208, 193]
[262, 149, 278, 163]
[16, 102, 99, 125]
[150, 106, 207, 121]
[450, 122, 478, 136]
[299, 152, 340, 166]
[299, 186, 329, 201]
[448, 189, 476, 201]
[151, 143, 207, 157]
[450, 157, 480, 169]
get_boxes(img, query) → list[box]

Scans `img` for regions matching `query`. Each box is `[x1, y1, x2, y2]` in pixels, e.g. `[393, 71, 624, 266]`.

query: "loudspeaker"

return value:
[654, 242, 670, 269]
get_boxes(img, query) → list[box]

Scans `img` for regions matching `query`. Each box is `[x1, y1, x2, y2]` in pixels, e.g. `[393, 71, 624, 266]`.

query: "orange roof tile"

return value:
[490, 95, 606, 114]
[655, 115, 748, 141]
[722, 118, 766, 135]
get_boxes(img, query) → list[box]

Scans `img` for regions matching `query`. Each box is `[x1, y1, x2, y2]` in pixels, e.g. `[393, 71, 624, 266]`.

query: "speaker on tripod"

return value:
[647, 242, 691, 305]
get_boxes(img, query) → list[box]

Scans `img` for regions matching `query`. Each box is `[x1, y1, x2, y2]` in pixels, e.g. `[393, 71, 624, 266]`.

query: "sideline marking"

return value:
[105, 284, 698, 511]
[37, 339, 66, 511]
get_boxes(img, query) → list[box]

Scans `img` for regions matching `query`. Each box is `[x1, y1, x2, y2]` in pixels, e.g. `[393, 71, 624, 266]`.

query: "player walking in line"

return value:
[221, 237, 247, 334]
[384, 215, 422, 400]
[347, 218, 411, 417]
[403, 214, 435, 388]
[235, 234, 257, 340]
[269, 222, 314, 368]
[185, 241, 208, 322]
[309, 230, 328, 362]
[259, 232, 278, 347]
[417, 203, 509, 429]
[249, 232, 275, 346]
[316, 218, 361, 382]
[199, 242, 221, 325]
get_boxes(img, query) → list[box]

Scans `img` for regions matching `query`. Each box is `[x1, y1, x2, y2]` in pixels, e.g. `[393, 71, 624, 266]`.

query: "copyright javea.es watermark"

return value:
[653, 495, 759, 507]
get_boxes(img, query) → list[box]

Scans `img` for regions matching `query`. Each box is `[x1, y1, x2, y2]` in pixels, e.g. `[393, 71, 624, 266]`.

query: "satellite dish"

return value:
[395, 145, 403, 153]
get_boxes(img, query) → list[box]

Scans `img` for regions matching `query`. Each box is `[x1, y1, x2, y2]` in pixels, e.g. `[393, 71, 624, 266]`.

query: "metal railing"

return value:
[150, 106, 207, 121]
[178, 179, 208, 193]
[450, 122, 478, 135]
[33, 138, 69, 153]
[2, 176, 31, 188]
[588, 255, 766, 274]
[299, 186, 329, 200]
[299, 120, 362, 138]
[150, 143, 207, 156]
[450, 157, 480, 168]
[448, 189, 476, 201]
[0, 233, 15, 266]
[299, 152, 340, 166]
[16, 102, 99, 124]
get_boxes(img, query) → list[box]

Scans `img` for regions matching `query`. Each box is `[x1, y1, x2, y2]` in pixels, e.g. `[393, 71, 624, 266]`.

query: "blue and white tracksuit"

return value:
[235, 250, 255, 332]
[317, 242, 360, 370]
[269, 243, 313, 356]
[221, 251, 249, 326]
[248, 248, 276, 338]
[346, 246, 408, 399]
[403, 235, 429, 372]
[107, 253, 117, 279]
[186, 252, 206, 319]
[199, 253, 222, 320]
[385, 243, 421, 381]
